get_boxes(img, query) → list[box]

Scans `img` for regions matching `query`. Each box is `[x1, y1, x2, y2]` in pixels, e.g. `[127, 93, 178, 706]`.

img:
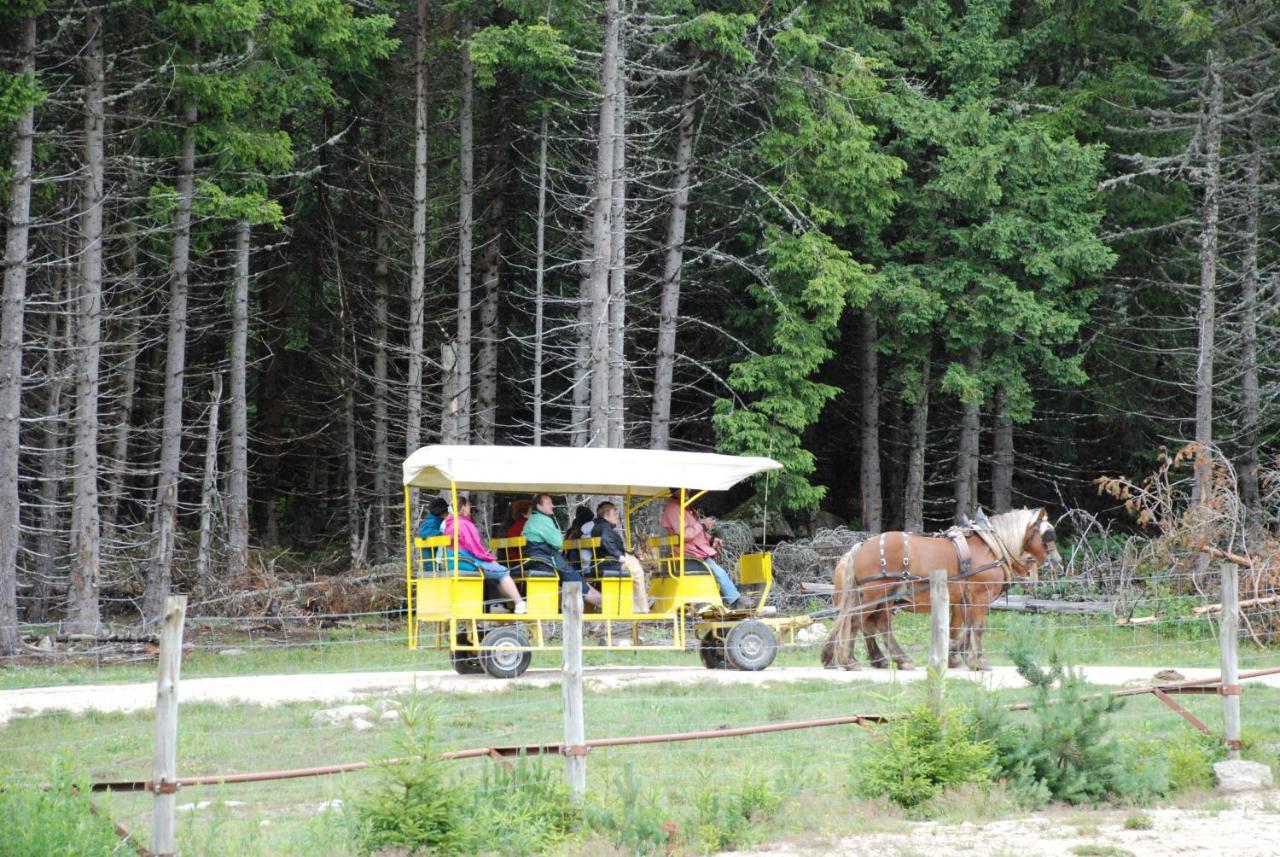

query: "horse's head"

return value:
[1020, 509, 1061, 580]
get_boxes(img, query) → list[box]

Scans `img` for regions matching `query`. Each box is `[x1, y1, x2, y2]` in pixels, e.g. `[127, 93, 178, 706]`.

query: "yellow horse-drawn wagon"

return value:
[402, 445, 808, 678]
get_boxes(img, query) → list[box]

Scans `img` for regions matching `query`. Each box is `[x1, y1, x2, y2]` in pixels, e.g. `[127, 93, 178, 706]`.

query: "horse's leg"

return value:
[821, 574, 864, 671]
[885, 616, 915, 670]
[863, 606, 890, 669]
[971, 605, 991, 671]
[948, 601, 966, 669]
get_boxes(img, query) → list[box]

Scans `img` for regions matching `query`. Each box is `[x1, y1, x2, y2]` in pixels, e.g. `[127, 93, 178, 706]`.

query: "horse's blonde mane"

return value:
[985, 508, 1041, 563]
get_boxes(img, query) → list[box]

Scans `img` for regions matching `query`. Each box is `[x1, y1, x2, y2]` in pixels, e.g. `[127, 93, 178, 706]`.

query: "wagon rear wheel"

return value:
[480, 625, 532, 679]
[723, 620, 778, 671]
[451, 630, 485, 675]
[698, 632, 727, 670]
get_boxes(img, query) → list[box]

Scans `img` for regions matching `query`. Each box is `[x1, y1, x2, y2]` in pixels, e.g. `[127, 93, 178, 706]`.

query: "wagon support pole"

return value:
[927, 567, 949, 714]
[561, 582, 586, 802]
[151, 595, 187, 856]
[1218, 561, 1241, 759]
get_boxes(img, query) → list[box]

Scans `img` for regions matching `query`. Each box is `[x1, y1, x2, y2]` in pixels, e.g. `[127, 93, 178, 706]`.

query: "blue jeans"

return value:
[704, 558, 741, 604]
[476, 560, 511, 582]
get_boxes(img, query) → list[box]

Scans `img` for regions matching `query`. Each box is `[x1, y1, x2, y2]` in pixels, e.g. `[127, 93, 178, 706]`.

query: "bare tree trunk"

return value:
[195, 375, 222, 591]
[143, 97, 198, 626]
[35, 302, 69, 624]
[859, 310, 881, 531]
[0, 14, 37, 655]
[649, 71, 695, 450]
[570, 221, 591, 448]
[1193, 51, 1221, 506]
[587, 0, 620, 448]
[475, 130, 511, 448]
[441, 341, 458, 444]
[954, 346, 980, 521]
[607, 20, 627, 449]
[454, 20, 475, 445]
[1237, 116, 1261, 509]
[406, 0, 429, 457]
[903, 360, 930, 533]
[532, 116, 547, 447]
[226, 221, 250, 577]
[991, 387, 1013, 513]
[344, 372, 362, 570]
[372, 191, 391, 557]
[68, 7, 106, 635]
[103, 228, 140, 537]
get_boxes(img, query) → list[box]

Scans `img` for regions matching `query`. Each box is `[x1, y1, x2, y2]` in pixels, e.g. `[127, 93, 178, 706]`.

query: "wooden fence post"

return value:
[151, 595, 187, 856]
[561, 581, 586, 802]
[1218, 561, 1241, 760]
[928, 567, 949, 714]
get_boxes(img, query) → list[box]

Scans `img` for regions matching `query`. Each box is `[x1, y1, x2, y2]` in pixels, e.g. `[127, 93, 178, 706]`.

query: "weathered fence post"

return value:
[561, 581, 586, 802]
[151, 595, 187, 856]
[1218, 561, 1241, 760]
[928, 567, 949, 714]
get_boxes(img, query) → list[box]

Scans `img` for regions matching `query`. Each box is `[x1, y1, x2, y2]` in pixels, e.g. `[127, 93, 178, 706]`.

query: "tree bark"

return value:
[532, 116, 548, 447]
[904, 360, 930, 533]
[406, 0, 429, 457]
[454, 19, 475, 445]
[1237, 115, 1261, 509]
[226, 220, 250, 577]
[859, 310, 882, 531]
[587, 0, 620, 448]
[649, 71, 696, 450]
[0, 14, 37, 655]
[607, 17, 627, 449]
[441, 341, 458, 444]
[954, 346, 981, 521]
[68, 7, 106, 635]
[34, 291, 69, 624]
[475, 128, 511, 448]
[991, 387, 1013, 513]
[570, 219, 591, 448]
[372, 190, 391, 558]
[195, 375, 222, 591]
[103, 226, 140, 537]
[143, 96, 198, 626]
[1193, 51, 1221, 506]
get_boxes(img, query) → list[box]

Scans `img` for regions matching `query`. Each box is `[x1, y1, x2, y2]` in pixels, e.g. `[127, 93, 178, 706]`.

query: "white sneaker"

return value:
[514, 601, 528, 615]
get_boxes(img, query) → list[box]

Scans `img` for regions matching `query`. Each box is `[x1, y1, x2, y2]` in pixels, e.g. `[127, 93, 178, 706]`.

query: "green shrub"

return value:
[1123, 813, 1153, 830]
[353, 701, 461, 855]
[859, 703, 996, 809]
[688, 771, 781, 852]
[1165, 730, 1221, 792]
[0, 765, 122, 857]
[454, 757, 578, 856]
[584, 764, 671, 855]
[973, 649, 1170, 808]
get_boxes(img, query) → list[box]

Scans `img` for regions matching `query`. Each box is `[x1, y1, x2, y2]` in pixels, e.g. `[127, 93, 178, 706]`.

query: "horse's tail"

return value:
[821, 542, 864, 668]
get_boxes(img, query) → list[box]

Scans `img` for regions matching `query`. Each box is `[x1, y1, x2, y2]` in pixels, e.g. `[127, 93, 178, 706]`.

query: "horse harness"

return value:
[852, 526, 1010, 608]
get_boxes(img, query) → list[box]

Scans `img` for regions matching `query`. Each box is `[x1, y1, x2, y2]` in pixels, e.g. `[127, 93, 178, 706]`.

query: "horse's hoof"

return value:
[842, 663, 862, 672]
[897, 660, 915, 671]
[948, 657, 961, 669]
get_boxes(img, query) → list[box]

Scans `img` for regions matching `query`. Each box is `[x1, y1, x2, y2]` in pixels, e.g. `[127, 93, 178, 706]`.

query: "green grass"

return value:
[1071, 846, 1134, 857]
[3, 672, 1278, 856]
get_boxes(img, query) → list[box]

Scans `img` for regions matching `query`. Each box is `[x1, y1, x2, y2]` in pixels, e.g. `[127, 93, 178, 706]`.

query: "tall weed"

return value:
[858, 703, 995, 809]
[0, 763, 122, 857]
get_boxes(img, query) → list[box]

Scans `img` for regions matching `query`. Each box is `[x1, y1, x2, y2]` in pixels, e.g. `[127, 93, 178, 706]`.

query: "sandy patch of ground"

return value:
[729, 789, 1280, 856]
[3, 664, 1278, 727]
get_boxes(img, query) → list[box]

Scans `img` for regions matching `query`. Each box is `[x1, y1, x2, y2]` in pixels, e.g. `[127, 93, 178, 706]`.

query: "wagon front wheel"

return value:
[723, 620, 778, 671]
[451, 630, 485, 675]
[480, 625, 532, 679]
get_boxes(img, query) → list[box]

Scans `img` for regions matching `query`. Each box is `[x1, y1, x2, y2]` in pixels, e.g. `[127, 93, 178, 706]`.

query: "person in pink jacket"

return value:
[443, 495, 527, 614]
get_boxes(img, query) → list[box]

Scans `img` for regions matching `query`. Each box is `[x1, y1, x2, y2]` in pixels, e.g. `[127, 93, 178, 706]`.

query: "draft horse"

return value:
[820, 508, 1061, 671]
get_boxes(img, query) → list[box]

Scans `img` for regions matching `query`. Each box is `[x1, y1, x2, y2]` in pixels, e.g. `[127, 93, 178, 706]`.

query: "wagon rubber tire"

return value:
[451, 631, 485, 675]
[698, 633, 728, 670]
[480, 625, 533, 679]
[723, 620, 778, 671]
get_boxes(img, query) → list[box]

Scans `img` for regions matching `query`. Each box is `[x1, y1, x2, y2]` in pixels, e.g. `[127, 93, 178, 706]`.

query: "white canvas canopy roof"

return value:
[402, 445, 781, 496]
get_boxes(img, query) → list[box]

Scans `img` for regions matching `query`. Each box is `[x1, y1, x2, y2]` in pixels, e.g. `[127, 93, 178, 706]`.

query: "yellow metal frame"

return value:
[403, 480, 770, 662]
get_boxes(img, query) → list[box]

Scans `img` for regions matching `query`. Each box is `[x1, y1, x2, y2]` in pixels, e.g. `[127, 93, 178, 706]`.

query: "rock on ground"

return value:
[1214, 759, 1275, 792]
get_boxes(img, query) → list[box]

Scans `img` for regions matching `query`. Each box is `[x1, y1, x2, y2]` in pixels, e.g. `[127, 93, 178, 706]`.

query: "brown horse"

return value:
[820, 508, 1061, 671]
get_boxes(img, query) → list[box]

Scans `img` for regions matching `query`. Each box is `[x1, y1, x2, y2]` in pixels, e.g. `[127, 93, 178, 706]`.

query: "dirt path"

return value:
[729, 789, 1280, 856]
[3, 664, 1278, 727]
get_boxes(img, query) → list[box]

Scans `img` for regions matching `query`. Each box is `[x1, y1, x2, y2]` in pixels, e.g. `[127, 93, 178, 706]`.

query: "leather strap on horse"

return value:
[947, 528, 971, 577]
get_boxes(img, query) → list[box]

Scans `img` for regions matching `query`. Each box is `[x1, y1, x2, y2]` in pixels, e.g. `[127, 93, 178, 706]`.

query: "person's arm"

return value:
[461, 520, 496, 562]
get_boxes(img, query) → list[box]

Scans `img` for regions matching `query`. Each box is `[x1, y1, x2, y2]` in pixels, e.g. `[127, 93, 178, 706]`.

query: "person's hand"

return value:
[704, 516, 717, 528]
[711, 537, 724, 550]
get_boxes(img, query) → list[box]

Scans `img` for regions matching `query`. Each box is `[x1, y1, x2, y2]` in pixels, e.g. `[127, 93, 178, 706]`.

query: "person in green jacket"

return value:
[524, 493, 603, 608]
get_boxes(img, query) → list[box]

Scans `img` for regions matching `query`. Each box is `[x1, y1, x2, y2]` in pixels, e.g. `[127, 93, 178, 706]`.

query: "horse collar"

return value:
[946, 527, 972, 577]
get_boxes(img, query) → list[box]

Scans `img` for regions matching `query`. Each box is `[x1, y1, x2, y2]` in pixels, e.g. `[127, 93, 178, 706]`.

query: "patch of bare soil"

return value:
[730, 789, 1280, 857]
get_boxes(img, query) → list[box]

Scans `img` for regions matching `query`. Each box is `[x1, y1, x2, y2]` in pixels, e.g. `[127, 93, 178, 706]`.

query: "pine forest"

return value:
[1, 0, 1278, 645]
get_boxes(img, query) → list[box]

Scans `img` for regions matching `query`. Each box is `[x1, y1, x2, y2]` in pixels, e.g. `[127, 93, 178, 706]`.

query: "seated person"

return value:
[442, 495, 527, 614]
[418, 496, 449, 539]
[592, 501, 649, 609]
[565, 504, 595, 571]
[523, 493, 603, 608]
[504, 500, 533, 538]
[660, 491, 752, 610]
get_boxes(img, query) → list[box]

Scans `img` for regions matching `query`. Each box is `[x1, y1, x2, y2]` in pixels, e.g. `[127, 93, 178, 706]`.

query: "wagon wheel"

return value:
[450, 630, 485, 675]
[480, 625, 533, 679]
[698, 632, 728, 670]
[723, 620, 778, 671]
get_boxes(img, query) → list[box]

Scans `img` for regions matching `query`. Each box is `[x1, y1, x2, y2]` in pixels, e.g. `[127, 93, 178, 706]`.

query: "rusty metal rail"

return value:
[89, 666, 1280, 794]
